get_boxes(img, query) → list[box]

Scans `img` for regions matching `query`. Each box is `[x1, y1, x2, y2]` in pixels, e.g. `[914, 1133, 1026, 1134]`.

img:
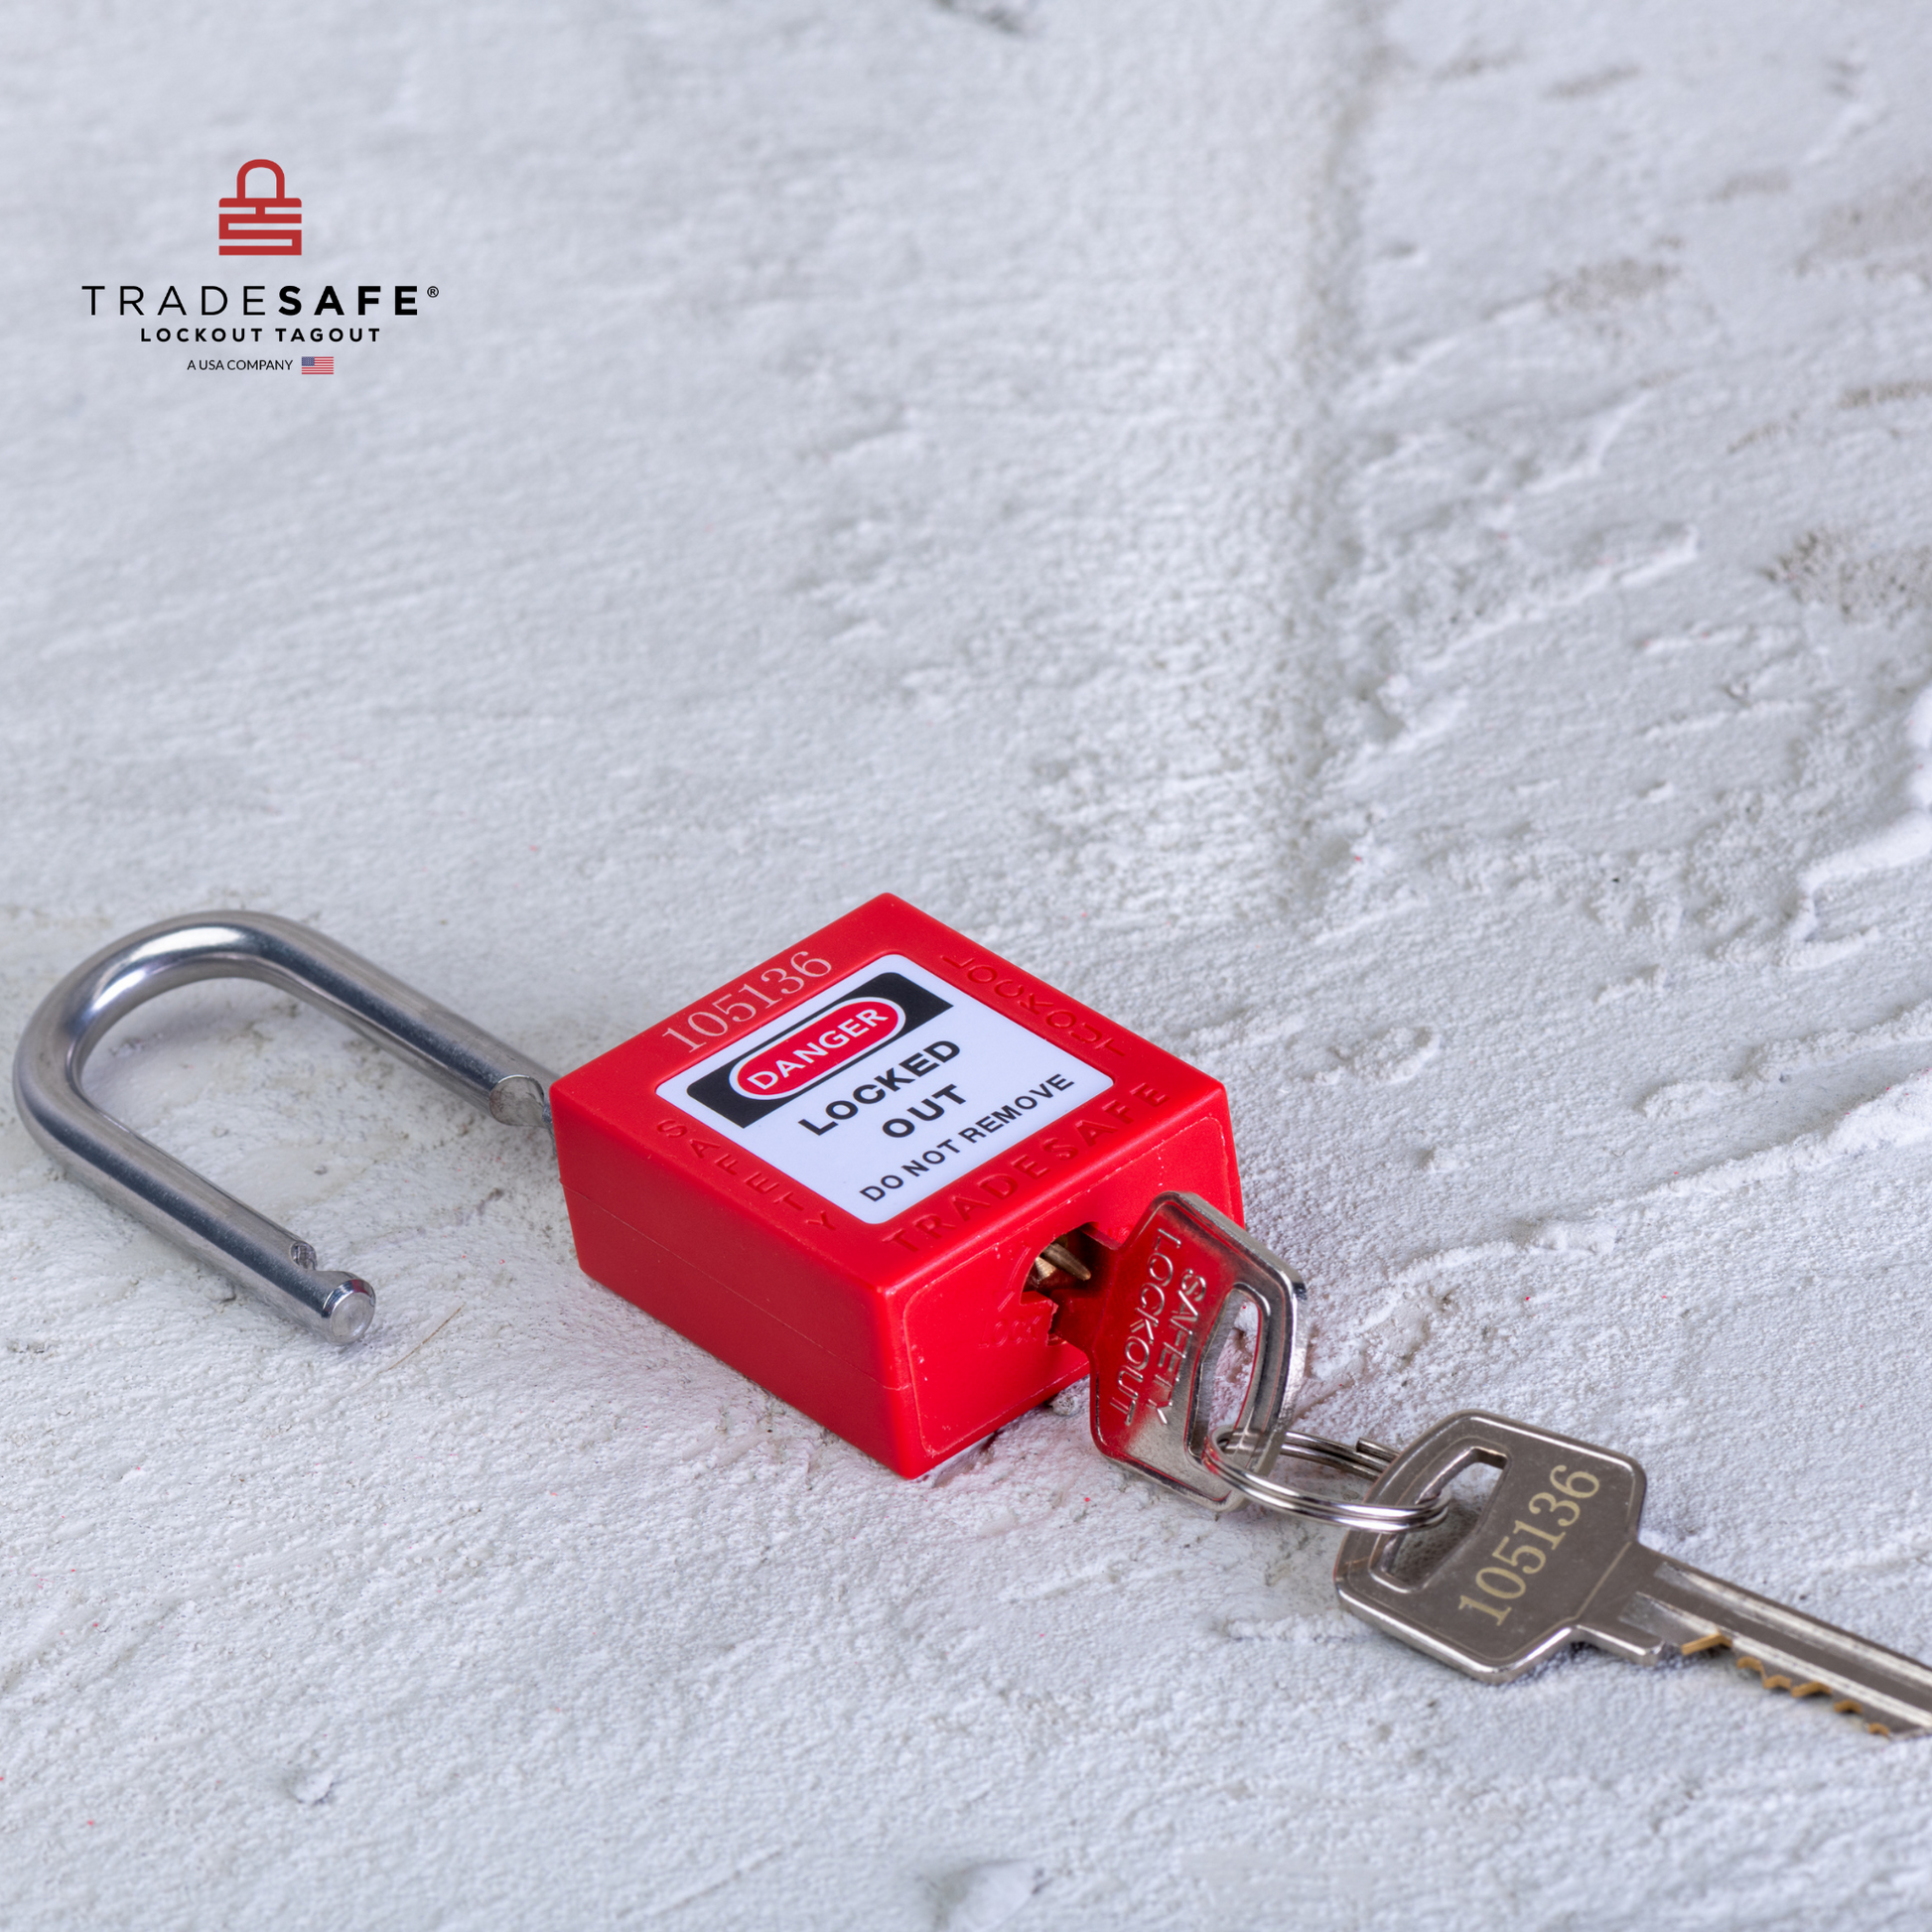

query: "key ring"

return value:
[1202, 1425, 1452, 1532]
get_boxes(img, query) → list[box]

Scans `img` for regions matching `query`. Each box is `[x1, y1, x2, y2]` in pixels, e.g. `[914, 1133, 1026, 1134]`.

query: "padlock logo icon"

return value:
[217, 159, 302, 257]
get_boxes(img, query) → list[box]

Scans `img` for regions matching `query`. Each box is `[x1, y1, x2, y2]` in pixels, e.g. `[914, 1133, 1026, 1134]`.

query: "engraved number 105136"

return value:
[1458, 1464, 1601, 1626]
[661, 950, 834, 1052]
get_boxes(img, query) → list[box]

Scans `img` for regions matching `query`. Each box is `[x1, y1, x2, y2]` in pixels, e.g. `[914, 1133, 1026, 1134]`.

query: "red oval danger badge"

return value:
[730, 1000, 904, 1100]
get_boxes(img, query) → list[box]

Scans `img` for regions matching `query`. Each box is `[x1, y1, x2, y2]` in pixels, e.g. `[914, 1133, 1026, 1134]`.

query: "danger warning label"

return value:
[659, 953, 1112, 1223]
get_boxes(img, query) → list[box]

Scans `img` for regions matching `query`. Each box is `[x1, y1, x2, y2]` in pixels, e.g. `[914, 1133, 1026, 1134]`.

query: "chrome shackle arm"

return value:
[11, 912, 556, 1343]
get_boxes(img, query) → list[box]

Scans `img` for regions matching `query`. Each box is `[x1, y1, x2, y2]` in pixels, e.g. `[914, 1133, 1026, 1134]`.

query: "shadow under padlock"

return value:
[217, 159, 302, 257]
[11, 901, 1311, 1503]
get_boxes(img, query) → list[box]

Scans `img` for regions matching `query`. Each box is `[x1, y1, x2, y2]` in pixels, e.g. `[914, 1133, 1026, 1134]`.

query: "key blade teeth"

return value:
[1676, 1632, 1927, 1737]
[1635, 1559, 1932, 1739]
[1664, 1630, 1924, 1736]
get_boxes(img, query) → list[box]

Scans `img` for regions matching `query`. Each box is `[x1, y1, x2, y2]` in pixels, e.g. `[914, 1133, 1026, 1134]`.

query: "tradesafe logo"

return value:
[78, 157, 439, 371]
[218, 160, 301, 256]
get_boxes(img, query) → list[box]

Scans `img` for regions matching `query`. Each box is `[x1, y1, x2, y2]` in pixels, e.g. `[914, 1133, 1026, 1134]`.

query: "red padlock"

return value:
[15, 898, 1276, 1488]
[550, 895, 1241, 1474]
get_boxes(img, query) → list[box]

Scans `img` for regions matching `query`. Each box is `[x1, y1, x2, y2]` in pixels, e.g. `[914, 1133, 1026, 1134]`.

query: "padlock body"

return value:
[549, 896, 1241, 1476]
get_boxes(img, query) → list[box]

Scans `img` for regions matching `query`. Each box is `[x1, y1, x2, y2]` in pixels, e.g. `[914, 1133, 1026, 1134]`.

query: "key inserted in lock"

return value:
[1032, 1192, 1308, 1508]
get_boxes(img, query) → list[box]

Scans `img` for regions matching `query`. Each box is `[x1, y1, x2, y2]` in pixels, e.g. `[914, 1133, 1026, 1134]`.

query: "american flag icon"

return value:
[301, 355, 335, 375]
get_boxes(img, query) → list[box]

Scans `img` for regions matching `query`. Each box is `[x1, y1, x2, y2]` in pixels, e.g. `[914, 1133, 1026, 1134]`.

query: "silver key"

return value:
[1333, 1412, 1932, 1738]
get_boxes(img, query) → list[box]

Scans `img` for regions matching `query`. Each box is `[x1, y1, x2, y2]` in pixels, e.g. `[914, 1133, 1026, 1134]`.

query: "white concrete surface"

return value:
[5, 2, 1932, 1925]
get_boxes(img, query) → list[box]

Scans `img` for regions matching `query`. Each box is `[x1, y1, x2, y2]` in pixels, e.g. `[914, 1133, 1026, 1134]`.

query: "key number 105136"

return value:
[1458, 1464, 1601, 1627]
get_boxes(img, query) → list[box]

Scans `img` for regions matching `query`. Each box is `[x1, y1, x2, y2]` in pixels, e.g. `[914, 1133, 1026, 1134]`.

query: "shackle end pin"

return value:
[319, 1276, 376, 1344]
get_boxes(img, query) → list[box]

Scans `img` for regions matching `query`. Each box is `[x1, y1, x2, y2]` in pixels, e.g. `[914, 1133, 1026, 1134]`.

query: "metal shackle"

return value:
[11, 912, 555, 1344]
